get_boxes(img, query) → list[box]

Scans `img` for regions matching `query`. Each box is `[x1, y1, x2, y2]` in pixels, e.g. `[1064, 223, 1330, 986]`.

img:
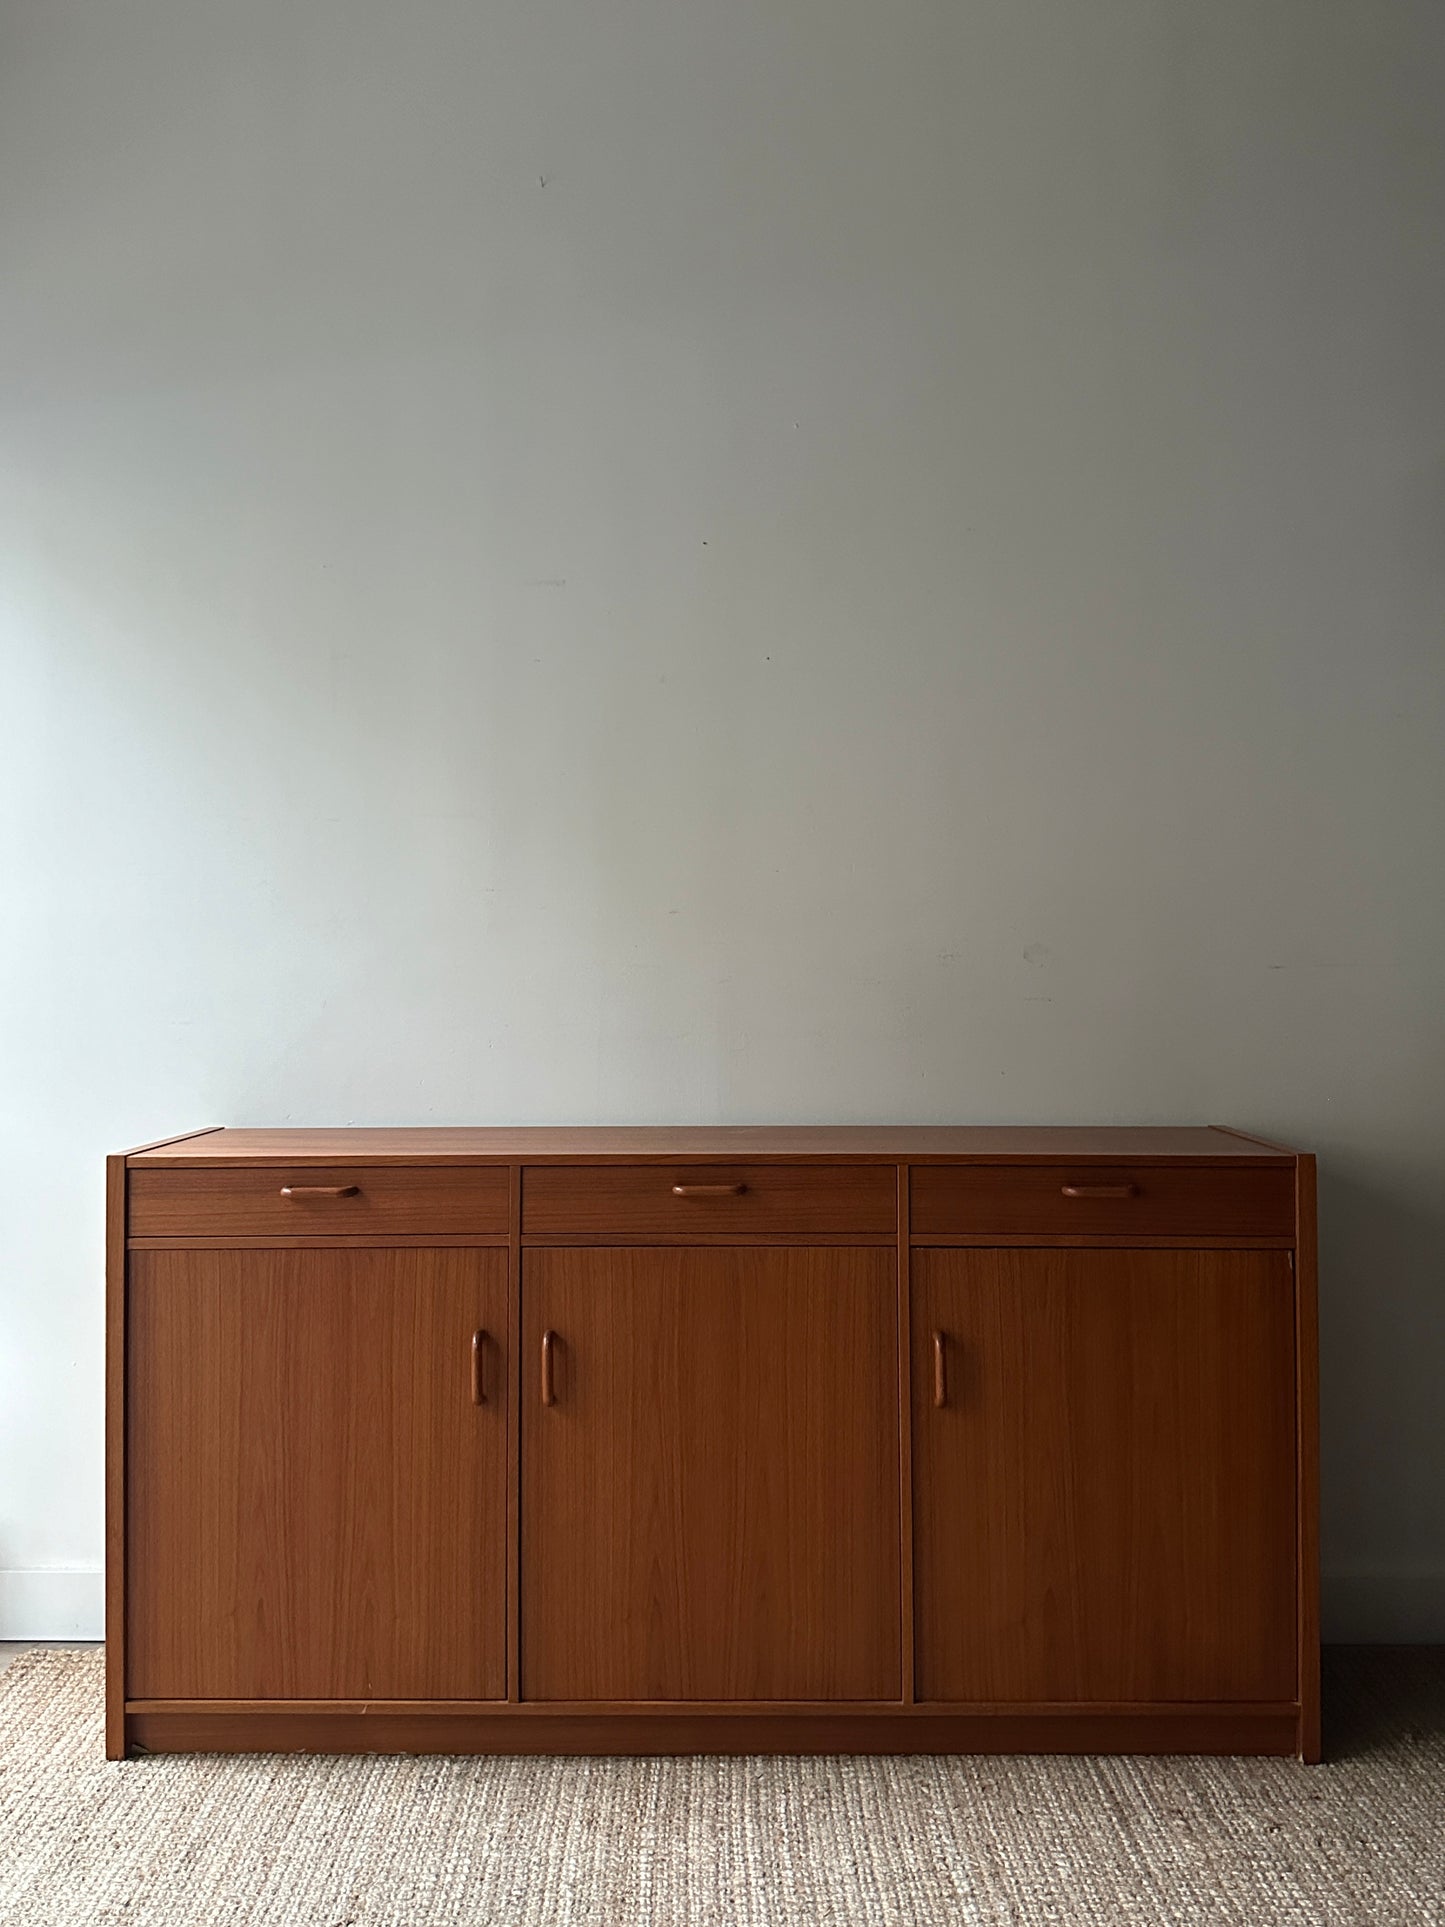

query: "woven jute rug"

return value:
[1, 1650, 1442, 1925]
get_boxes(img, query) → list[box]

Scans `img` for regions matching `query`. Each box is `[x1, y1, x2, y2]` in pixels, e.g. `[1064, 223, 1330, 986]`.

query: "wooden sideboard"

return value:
[106, 1125, 1319, 1760]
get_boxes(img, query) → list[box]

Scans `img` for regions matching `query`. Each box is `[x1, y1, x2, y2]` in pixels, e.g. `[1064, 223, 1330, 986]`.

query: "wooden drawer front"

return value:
[522, 1165, 897, 1238]
[911, 1164, 1294, 1239]
[128, 1166, 509, 1238]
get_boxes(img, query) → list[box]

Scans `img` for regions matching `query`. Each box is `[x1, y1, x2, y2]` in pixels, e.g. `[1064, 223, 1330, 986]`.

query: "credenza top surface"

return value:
[124, 1125, 1298, 1166]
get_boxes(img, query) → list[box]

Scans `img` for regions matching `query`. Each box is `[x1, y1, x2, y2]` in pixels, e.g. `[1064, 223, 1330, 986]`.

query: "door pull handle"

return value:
[541, 1328, 557, 1407]
[932, 1330, 947, 1408]
[471, 1329, 488, 1405]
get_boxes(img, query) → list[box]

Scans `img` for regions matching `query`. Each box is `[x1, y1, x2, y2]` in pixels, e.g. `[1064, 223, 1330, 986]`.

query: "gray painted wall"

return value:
[2, 0, 1442, 1637]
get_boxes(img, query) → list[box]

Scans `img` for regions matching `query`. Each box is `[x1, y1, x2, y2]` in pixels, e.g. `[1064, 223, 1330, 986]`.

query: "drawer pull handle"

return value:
[671, 1183, 747, 1198]
[1060, 1183, 1138, 1200]
[471, 1329, 488, 1405]
[541, 1329, 557, 1407]
[279, 1185, 360, 1199]
[932, 1331, 947, 1408]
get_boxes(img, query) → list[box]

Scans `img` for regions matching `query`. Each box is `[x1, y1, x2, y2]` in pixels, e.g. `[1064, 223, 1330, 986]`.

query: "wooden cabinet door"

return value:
[521, 1247, 901, 1701]
[127, 1248, 508, 1699]
[912, 1249, 1297, 1704]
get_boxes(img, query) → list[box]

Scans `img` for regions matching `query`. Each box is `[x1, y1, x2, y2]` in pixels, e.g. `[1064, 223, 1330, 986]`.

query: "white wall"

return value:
[2, 0, 1443, 1640]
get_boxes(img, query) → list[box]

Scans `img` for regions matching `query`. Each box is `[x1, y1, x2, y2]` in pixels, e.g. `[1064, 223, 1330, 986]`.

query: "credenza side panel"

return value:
[127, 1246, 508, 1700]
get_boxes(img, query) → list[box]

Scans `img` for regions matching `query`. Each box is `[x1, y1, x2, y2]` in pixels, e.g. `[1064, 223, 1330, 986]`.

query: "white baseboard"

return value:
[1, 1565, 1440, 1645]
[0, 1569, 104, 1641]
[1323, 1568, 1445, 1643]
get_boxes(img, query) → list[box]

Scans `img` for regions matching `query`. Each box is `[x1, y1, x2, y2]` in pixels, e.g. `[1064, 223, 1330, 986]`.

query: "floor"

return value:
[0, 1646, 1441, 1924]
[0, 1641, 100, 1675]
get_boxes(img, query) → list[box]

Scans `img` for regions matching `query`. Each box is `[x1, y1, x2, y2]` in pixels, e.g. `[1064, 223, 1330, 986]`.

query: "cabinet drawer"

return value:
[911, 1164, 1294, 1239]
[128, 1166, 510, 1238]
[522, 1165, 897, 1238]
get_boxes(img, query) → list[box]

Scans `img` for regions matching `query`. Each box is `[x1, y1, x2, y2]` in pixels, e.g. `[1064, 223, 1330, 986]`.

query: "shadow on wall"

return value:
[1318, 1157, 1445, 1641]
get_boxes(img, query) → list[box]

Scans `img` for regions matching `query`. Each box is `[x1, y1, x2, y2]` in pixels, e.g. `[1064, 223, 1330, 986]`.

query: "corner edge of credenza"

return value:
[1293, 1151, 1321, 1763]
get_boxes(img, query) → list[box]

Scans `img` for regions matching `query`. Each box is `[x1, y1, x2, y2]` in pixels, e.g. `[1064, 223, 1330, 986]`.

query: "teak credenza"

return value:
[106, 1126, 1319, 1760]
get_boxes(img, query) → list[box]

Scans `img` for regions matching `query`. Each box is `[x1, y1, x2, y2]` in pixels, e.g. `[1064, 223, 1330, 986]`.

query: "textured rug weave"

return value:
[1, 1650, 1442, 1925]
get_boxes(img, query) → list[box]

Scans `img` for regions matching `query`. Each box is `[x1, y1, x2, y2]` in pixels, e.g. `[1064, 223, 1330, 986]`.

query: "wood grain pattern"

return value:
[107, 1130, 222, 1758]
[521, 1247, 901, 1702]
[127, 1694, 1298, 1716]
[112, 1123, 1313, 1758]
[506, 1163, 522, 1704]
[126, 1234, 511, 1250]
[1295, 1154, 1321, 1761]
[908, 1234, 1295, 1250]
[125, 1706, 1299, 1757]
[912, 1248, 1298, 1704]
[129, 1165, 508, 1237]
[895, 1165, 915, 1705]
[104, 1154, 127, 1760]
[521, 1164, 896, 1238]
[126, 1248, 508, 1699]
[125, 1126, 1296, 1165]
[911, 1164, 1294, 1238]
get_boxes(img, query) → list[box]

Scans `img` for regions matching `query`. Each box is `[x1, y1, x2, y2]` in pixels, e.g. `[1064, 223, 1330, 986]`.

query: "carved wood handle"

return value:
[471, 1330, 487, 1405]
[279, 1185, 360, 1199]
[541, 1329, 557, 1407]
[933, 1331, 947, 1408]
[1060, 1184, 1138, 1199]
[671, 1183, 747, 1198]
